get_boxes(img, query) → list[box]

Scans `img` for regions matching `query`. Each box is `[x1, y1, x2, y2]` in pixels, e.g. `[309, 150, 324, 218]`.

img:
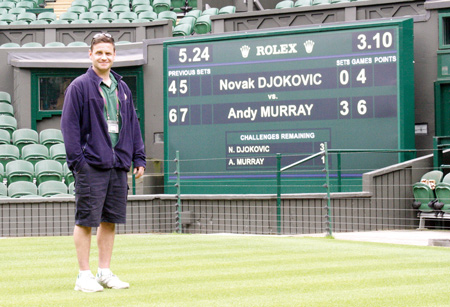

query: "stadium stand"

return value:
[0, 163, 4, 182]
[35, 159, 63, 185]
[158, 10, 177, 26]
[58, 11, 78, 22]
[201, 7, 218, 15]
[276, 0, 294, 8]
[433, 173, 450, 214]
[37, 11, 57, 23]
[22, 42, 43, 47]
[8, 181, 37, 198]
[119, 11, 137, 22]
[294, 0, 312, 5]
[0, 92, 11, 104]
[0, 13, 17, 24]
[21, 144, 49, 165]
[5, 159, 34, 184]
[193, 14, 211, 34]
[38, 180, 68, 197]
[173, 23, 192, 36]
[10, 8, 27, 16]
[219, 5, 236, 14]
[138, 11, 156, 21]
[12, 128, 38, 152]
[79, 11, 98, 22]
[99, 11, 118, 22]
[111, 5, 130, 13]
[68, 181, 75, 194]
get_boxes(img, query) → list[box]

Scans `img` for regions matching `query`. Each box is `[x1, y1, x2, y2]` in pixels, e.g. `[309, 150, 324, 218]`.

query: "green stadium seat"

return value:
[92, 0, 110, 8]
[112, 18, 130, 23]
[219, 5, 236, 14]
[432, 173, 450, 214]
[178, 16, 195, 27]
[38, 180, 68, 197]
[29, 19, 49, 25]
[39, 128, 64, 149]
[49, 143, 66, 165]
[185, 9, 201, 19]
[0, 8, 7, 15]
[152, 0, 170, 14]
[70, 19, 90, 24]
[16, 1, 35, 9]
[0, 13, 17, 24]
[10, 20, 27, 25]
[21, 143, 48, 165]
[193, 14, 211, 34]
[45, 41, 65, 47]
[0, 162, 3, 181]
[90, 6, 108, 14]
[276, 0, 294, 8]
[0, 129, 10, 144]
[66, 6, 87, 14]
[0, 144, 20, 167]
[173, 23, 192, 36]
[112, 0, 130, 7]
[295, 0, 312, 5]
[111, 5, 130, 13]
[0, 92, 11, 104]
[22, 42, 43, 47]
[9, 7, 26, 16]
[0, 103, 14, 117]
[132, 0, 150, 11]
[312, 0, 330, 4]
[0, 182, 7, 197]
[59, 12, 78, 23]
[138, 11, 156, 21]
[35, 159, 63, 185]
[6, 159, 34, 184]
[131, 18, 150, 23]
[8, 181, 37, 198]
[17, 12, 36, 23]
[12, 128, 38, 152]
[158, 10, 176, 26]
[0, 2, 16, 10]
[63, 162, 74, 186]
[412, 170, 443, 213]
[133, 4, 152, 13]
[79, 11, 98, 22]
[119, 11, 137, 21]
[0, 115, 17, 136]
[92, 18, 111, 23]
[187, 0, 197, 9]
[37, 11, 56, 23]
[50, 19, 69, 24]
[202, 8, 218, 16]
[170, 0, 184, 12]
[71, 0, 90, 10]
[99, 12, 118, 22]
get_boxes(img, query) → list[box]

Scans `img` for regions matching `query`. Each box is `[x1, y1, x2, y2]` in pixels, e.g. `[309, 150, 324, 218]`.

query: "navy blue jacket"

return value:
[61, 67, 146, 173]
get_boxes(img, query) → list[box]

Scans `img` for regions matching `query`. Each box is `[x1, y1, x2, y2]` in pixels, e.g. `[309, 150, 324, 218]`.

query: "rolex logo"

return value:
[304, 40, 315, 54]
[240, 45, 250, 58]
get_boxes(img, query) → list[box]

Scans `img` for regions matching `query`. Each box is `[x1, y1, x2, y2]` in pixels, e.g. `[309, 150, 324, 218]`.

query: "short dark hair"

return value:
[90, 33, 115, 50]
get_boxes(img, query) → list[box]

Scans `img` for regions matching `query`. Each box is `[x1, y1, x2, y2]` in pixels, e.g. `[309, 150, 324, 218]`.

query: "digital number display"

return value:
[164, 19, 414, 194]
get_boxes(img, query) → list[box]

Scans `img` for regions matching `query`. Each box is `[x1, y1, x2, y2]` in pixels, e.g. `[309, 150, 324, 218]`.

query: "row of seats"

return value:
[0, 127, 63, 148]
[0, 143, 66, 165]
[0, 159, 73, 186]
[0, 0, 38, 10]
[0, 180, 74, 198]
[412, 170, 450, 214]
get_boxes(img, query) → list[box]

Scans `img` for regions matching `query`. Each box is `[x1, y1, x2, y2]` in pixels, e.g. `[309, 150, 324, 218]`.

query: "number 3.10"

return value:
[357, 32, 393, 50]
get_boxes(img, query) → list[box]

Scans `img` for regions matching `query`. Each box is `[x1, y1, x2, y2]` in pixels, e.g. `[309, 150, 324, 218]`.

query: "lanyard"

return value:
[99, 86, 120, 121]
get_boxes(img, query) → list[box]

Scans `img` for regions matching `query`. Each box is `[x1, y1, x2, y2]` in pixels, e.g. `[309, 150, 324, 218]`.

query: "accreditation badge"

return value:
[107, 120, 119, 133]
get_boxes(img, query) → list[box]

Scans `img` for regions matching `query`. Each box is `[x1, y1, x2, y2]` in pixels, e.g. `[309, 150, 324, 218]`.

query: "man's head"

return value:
[89, 33, 116, 77]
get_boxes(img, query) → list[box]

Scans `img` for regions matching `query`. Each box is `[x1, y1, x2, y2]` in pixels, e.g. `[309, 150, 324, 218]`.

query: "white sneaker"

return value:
[96, 271, 130, 289]
[74, 272, 104, 292]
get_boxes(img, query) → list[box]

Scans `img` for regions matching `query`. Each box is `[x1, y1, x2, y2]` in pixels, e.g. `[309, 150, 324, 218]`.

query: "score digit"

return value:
[356, 31, 394, 50]
[169, 107, 189, 124]
[168, 79, 189, 95]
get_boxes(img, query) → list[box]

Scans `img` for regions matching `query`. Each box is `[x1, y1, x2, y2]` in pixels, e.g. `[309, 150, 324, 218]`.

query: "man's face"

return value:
[89, 42, 115, 75]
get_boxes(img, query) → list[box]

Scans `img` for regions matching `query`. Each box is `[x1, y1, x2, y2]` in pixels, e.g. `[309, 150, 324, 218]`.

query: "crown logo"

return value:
[304, 40, 315, 54]
[240, 45, 250, 58]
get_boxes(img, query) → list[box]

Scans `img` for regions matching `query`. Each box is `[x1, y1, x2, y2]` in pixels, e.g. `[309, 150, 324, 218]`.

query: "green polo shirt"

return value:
[101, 73, 121, 147]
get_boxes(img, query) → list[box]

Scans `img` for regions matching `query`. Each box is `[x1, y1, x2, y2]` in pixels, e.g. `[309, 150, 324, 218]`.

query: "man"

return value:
[61, 33, 146, 293]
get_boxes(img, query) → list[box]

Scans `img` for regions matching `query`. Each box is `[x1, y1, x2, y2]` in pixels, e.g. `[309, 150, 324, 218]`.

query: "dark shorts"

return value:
[74, 163, 128, 227]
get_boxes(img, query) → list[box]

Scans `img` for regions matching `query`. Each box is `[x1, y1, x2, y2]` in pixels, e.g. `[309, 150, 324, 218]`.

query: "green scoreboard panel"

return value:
[163, 18, 414, 194]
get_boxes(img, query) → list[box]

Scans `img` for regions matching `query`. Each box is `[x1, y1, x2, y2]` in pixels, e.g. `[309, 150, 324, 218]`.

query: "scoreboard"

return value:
[163, 18, 415, 194]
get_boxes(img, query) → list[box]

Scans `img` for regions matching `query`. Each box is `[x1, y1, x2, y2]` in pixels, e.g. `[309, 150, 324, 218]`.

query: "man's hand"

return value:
[133, 166, 145, 179]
